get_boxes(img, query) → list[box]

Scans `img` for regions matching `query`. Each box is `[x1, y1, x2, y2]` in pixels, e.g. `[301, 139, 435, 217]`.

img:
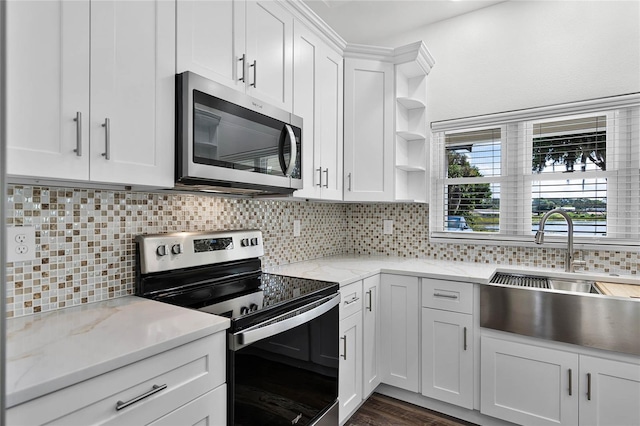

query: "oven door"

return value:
[228, 293, 340, 426]
[177, 71, 302, 192]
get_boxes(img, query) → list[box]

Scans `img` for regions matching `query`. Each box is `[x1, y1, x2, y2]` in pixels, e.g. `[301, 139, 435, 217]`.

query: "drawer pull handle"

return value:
[116, 384, 167, 411]
[463, 327, 467, 351]
[344, 296, 360, 305]
[341, 335, 347, 360]
[568, 369, 573, 396]
[587, 373, 592, 401]
[434, 292, 458, 300]
[366, 290, 372, 312]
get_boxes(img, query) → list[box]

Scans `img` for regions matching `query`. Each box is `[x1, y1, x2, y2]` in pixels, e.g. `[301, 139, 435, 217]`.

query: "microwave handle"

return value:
[279, 124, 297, 177]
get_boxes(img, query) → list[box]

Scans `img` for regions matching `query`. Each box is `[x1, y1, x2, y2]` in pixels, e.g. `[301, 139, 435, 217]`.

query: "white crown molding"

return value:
[432, 93, 640, 131]
[343, 43, 396, 61]
[281, 0, 347, 52]
[394, 41, 436, 76]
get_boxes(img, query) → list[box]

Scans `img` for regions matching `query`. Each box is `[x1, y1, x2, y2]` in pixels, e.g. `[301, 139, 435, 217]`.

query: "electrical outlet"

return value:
[7, 226, 36, 263]
[293, 220, 301, 237]
[383, 220, 393, 235]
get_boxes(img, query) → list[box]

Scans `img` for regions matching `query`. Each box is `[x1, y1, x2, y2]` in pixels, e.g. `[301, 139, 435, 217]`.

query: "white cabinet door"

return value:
[579, 355, 640, 426]
[363, 275, 381, 398]
[245, 1, 292, 111]
[6, 0, 90, 181]
[292, 22, 322, 199]
[421, 308, 473, 409]
[292, 21, 343, 200]
[344, 58, 394, 202]
[89, 0, 174, 187]
[176, 0, 245, 91]
[317, 45, 343, 200]
[380, 274, 420, 392]
[339, 311, 362, 424]
[481, 335, 579, 426]
[148, 384, 227, 426]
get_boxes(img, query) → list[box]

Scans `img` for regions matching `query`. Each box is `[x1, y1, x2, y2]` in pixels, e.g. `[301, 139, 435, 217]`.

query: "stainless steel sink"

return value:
[490, 272, 600, 294]
[548, 278, 598, 293]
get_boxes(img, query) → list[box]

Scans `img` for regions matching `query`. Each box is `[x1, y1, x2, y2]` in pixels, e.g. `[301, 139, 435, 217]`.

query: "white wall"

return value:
[377, 0, 640, 123]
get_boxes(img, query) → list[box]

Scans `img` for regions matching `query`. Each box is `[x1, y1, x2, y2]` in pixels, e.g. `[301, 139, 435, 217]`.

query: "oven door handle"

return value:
[231, 293, 340, 350]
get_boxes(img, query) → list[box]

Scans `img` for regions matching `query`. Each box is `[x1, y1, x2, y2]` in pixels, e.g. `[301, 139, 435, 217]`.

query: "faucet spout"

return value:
[534, 208, 575, 272]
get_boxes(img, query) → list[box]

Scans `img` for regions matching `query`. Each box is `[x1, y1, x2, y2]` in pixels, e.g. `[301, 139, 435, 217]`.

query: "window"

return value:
[430, 96, 640, 246]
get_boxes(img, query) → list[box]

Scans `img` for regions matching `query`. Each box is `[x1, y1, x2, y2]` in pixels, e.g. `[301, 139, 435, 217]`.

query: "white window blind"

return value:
[431, 96, 640, 247]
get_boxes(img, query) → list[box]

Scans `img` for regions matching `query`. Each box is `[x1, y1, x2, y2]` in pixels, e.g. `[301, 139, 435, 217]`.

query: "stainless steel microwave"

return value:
[176, 71, 302, 195]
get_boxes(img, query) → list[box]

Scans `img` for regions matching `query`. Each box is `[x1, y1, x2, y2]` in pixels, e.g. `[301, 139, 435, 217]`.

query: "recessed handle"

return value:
[340, 335, 347, 360]
[250, 60, 257, 88]
[343, 296, 359, 305]
[238, 54, 246, 82]
[116, 384, 167, 411]
[101, 118, 111, 160]
[434, 292, 458, 300]
[463, 327, 467, 351]
[73, 112, 82, 156]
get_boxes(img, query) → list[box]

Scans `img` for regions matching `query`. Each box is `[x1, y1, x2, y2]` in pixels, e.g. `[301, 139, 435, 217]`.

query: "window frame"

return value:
[430, 95, 640, 249]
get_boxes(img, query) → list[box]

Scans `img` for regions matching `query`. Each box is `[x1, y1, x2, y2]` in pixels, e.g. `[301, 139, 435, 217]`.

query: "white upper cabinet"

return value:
[292, 21, 343, 200]
[177, 0, 293, 111]
[89, 1, 175, 187]
[6, 0, 175, 188]
[343, 57, 395, 202]
[6, 0, 90, 181]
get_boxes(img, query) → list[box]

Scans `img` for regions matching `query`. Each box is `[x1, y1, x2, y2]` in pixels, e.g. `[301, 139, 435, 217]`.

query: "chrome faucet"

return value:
[534, 208, 576, 272]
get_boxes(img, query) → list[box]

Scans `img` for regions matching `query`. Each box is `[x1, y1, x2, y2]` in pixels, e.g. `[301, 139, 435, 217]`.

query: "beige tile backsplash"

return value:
[5, 185, 638, 318]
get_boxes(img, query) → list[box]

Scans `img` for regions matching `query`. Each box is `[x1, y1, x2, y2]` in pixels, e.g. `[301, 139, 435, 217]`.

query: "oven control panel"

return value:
[136, 230, 264, 274]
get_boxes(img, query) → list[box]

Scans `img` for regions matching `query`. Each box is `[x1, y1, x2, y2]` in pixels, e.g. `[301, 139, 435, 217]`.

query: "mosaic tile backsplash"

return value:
[5, 185, 638, 318]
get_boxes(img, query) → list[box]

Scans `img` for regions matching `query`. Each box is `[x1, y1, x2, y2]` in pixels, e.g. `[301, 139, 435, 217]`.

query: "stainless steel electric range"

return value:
[135, 230, 339, 426]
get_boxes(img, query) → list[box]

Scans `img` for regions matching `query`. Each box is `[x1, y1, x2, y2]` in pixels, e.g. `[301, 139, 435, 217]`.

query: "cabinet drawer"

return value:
[340, 281, 363, 320]
[148, 384, 226, 426]
[7, 332, 226, 426]
[422, 278, 473, 314]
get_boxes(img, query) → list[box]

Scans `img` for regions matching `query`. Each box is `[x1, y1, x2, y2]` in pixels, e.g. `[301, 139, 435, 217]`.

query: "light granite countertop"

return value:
[5, 296, 230, 408]
[264, 254, 640, 287]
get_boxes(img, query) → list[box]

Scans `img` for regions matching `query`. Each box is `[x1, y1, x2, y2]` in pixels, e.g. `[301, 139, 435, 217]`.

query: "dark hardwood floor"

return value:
[345, 393, 478, 426]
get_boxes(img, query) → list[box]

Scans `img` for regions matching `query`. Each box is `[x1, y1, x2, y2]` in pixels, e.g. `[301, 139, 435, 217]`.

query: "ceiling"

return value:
[303, 0, 508, 45]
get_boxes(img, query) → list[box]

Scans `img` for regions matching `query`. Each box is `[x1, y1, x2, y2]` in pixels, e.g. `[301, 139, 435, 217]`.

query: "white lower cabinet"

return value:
[363, 275, 381, 398]
[422, 308, 474, 409]
[339, 300, 363, 424]
[579, 355, 640, 426]
[380, 274, 420, 392]
[7, 332, 227, 426]
[481, 332, 640, 426]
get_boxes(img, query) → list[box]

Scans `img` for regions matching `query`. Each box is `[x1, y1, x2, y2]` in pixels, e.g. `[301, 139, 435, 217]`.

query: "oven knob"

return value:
[240, 306, 249, 315]
[171, 243, 183, 255]
[156, 245, 168, 257]
[241, 238, 250, 247]
[250, 237, 259, 246]
[249, 303, 258, 312]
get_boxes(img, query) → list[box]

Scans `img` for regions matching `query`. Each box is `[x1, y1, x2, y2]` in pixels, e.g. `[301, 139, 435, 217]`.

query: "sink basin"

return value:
[548, 278, 599, 294]
[490, 272, 600, 294]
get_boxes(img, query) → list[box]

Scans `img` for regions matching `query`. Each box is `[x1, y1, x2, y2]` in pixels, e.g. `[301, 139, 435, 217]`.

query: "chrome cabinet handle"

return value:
[366, 290, 372, 311]
[73, 112, 82, 156]
[463, 327, 467, 351]
[238, 54, 246, 82]
[101, 118, 111, 160]
[116, 384, 167, 411]
[250, 60, 257, 87]
[316, 168, 322, 187]
[323, 168, 329, 188]
[343, 296, 359, 305]
[341, 335, 347, 360]
[434, 292, 458, 300]
[347, 173, 352, 191]
[587, 373, 592, 400]
[568, 369, 573, 396]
